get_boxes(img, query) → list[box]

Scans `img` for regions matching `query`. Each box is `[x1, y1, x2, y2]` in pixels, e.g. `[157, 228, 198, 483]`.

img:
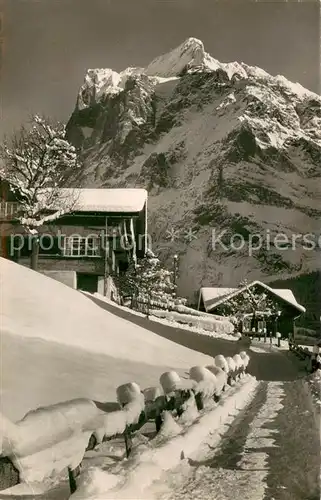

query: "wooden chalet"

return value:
[198, 280, 306, 338]
[0, 181, 148, 294]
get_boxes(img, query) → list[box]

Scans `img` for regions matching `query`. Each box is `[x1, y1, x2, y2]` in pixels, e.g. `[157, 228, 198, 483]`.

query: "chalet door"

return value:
[77, 273, 98, 293]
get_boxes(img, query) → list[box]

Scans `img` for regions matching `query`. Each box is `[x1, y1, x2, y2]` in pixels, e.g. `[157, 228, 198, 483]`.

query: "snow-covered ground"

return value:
[0, 375, 258, 499]
[0, 259, 259, 498]
[307, 369, 321, 418]
[1, 258, 215, 420]
[137, 379, 320, 500]
[91, 293, 237, 342]
[3, 259, 317, 499]
[70, 376, 258, 499]
[142, 382, 284, 500]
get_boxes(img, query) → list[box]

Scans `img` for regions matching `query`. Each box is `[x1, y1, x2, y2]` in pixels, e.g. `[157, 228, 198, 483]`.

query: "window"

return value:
[63, 236, 100, 257]
[39, 237, 61, 256]
[0, 202, 21, 220]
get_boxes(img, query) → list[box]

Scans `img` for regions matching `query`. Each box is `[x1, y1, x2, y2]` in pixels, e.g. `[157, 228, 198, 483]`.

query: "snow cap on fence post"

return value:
[189, 366, 218, 399]
[160, 371, 181, 394]
[116, 382, 142, 406]
[214, 354, 229, 372]
[189, 366, 215, 383]
[205, 365, 227, 396]
[233, 354, 243, 369]
[239, 351, 250, 368]
[143, 386, 163, 402]
[226, 357, 236, 374]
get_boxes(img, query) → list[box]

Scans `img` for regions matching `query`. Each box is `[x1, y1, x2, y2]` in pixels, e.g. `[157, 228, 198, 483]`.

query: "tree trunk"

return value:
[30, 235, 39, 271]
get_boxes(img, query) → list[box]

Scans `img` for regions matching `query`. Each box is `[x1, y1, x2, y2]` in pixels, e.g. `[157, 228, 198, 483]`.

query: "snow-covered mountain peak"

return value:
[77, 66, 144, 110]
[76, 38, 319, 113]
[67, 39, 321, 300]
[77, 68, 120, 109]
[75, 38, 245, 110]
[145, 37, 208, 77]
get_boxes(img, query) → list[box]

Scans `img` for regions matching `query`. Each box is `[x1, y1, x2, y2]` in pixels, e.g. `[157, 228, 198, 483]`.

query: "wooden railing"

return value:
[0, 353, 249, 495]
[289, 340, 314, 362]
[132, 298, 227, 321]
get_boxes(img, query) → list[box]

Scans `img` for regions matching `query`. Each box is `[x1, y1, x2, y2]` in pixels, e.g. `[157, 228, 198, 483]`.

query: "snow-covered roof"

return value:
[200, 280, 305, 314]
[57, 188, 147, 213]
[200, 287, 238, 310]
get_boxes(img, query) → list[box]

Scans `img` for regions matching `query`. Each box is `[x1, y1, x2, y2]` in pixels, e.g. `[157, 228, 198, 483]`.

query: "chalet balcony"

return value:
[0, 202, 21, 221]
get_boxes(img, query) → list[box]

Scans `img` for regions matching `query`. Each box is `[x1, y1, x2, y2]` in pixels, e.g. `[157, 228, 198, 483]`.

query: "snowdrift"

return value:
[151, 309, 234, 335]
[0, 347, 251, 487]
[1, 259, 214, 419]
[71, 376, 259, 499]
[1, 258, 213, 367]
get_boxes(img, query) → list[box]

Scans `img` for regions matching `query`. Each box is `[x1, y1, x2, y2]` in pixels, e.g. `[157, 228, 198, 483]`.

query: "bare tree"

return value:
[0, 115, 83, 270]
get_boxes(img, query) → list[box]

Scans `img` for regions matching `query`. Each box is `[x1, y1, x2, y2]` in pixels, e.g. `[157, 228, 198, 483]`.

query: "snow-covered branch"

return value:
[0, 115, 82, 234]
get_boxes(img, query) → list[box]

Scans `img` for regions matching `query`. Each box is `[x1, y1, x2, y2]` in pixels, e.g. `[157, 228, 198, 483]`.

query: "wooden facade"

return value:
[198, 281, 306, 338]
[0, 181, 148, 294]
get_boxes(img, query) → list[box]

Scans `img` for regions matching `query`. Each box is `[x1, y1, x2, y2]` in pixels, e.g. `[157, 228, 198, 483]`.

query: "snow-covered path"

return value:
[86, 295, 320, 499]
[143, 378, 320, 500]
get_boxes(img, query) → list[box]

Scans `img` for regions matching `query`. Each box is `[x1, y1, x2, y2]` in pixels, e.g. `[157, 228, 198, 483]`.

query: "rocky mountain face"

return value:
[66, 38, 321, 304]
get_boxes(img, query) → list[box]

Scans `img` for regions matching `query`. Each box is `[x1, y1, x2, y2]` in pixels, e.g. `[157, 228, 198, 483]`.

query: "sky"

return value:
[1, 0, 320, 137]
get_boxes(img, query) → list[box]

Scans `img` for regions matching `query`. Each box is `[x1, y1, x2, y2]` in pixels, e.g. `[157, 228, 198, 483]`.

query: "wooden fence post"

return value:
[68, 466, 80, 494]
[194, 392, 204, 411]
[214, 393, 220, 403]
[155, 410, 163, 433]
[124, 426, 132, 458]
[0, 457, 20, 491]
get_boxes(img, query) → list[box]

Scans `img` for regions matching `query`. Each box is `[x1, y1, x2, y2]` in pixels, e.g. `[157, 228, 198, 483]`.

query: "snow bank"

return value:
[158, 411, 182, 439]
[71, 376, 259, 499]
[91, 293, 237, 342]
[1, 399, 100, 458]
[1, 259, 213, 383]
[71, 468, 121, 500]
[1, 399, 104, 483]
[1, 391, 145, 483]
[307, 369, 321, 420]
[151, 308, 234, 336]
[178, 395, 199, 425]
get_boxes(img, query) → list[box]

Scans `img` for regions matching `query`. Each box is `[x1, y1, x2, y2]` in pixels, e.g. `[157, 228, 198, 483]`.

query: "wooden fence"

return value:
[288, 340, 314, 364]
[0, 356, 248, 495]
[128, 297, 225, 321]
[288, 340, 321, 374]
